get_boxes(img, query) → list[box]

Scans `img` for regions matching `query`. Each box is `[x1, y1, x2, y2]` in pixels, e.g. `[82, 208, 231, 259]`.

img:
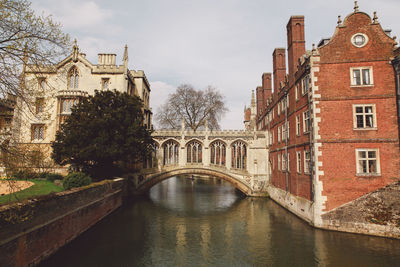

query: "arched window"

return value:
[68, 67, 79, 89]
[163, 140, 179, 165]
[187, 140, 202, 164]
[210, 141, 226, 166]
[144, 143, 159, 169]
[231, 141, 247, 170]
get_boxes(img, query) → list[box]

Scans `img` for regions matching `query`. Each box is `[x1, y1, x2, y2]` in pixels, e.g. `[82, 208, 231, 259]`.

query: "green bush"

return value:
[38, 172, 50, 179]
[13, 170, 38, 180]
[63, 172, 91, 190]
[46, 173, 64, 182]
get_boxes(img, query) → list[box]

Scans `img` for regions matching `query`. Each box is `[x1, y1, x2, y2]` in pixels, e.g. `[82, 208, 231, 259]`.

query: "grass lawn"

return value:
[0, 180, 63, 205]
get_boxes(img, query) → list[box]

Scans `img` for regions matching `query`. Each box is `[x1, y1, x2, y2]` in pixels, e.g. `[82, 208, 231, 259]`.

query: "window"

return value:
[303, 110, 310, 133]
[102, 78, 110, 90]
[282, 153, 286, 171]
[231, 141, 247, 170]
[302, 75, 311, 95]
[31, 124, 44, 140]
[187, 140, 202, 164]
[35, 98, 44, 114]
[287, 153, 290, 172]
[353, 104, 376, 129]
[287, 121, 290, 140]
[278, 102, 281, 115]
[61, 99, 78, 114]
[351, 33, 368, 48]
[296, 151, 301, 173]
[269, 130, 273, 145]
[356, 149, 380, 175]
[295, 84, 299, 101]
[163, 140, 179, 165]
[304, 151, 311, 174]
[278, 126, 281, 143]
[210, 141, 226, 166]
[351, 67, 373, 86]
[296, 115, 301, 136]
[38, 78, 46, 90]
[282, 124, 287, 141]
[68, 67, 79, 89]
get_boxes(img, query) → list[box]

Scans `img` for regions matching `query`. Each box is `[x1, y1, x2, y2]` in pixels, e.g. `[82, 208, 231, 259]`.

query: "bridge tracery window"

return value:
[210, 141, 226, 166]
[163, 140, 179, 165]
[231, 140, 247, 170]
[186, 140, 202, 164]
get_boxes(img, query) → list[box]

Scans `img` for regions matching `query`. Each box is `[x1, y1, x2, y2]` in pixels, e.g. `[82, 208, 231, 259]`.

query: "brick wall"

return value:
[0, 178, 125, 267]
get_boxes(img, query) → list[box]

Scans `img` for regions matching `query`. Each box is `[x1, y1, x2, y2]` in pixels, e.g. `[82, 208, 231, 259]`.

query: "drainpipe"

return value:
[306, 66, 315, 202]
[393, 57, 400, 147]
[284, 91, 289, 192]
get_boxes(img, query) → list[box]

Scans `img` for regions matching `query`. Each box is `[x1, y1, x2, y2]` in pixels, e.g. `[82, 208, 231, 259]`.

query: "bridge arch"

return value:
[135, 167, 253, 196]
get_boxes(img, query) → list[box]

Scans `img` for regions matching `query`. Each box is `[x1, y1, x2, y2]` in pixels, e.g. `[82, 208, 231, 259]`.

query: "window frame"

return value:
[304, 151, 311, 174]
[31, 124, 45, 141]
[355, 148, 381, 176]
[350, 67, 373, 87]
[303, 110, 310, 133]
[353, 104, 377, 130]
[296, 151, 301, 173]
[296, 114, 301, 136]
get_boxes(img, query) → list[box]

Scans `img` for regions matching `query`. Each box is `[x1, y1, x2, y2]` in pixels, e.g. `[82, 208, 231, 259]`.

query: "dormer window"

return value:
[68, 67, 79, 89]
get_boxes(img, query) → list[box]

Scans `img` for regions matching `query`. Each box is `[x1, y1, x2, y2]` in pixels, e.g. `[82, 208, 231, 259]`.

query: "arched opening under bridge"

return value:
[135, 167, 254, 196]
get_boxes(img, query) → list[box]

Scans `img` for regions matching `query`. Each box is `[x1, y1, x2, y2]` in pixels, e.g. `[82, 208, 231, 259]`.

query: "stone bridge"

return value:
[131, 127, 269, 197]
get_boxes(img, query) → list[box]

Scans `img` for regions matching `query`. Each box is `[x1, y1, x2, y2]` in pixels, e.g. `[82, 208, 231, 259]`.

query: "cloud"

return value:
[33, 0, 112, 29]
[149, 81, 176, 113]
[32, 0, 400, 130]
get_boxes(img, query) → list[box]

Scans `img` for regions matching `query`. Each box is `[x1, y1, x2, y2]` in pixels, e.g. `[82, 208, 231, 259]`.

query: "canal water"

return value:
[40, 176, 400, 267]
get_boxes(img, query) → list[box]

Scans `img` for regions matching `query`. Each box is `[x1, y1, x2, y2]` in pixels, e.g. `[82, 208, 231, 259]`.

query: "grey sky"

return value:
[33, 0, 400, 129]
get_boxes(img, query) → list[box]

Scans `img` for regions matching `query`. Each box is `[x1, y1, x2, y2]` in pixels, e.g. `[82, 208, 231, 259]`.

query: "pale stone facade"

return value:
[12, 41, 152, 169]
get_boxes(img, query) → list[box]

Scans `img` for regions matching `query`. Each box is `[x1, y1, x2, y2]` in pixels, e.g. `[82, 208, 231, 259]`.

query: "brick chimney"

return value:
[256, 86, 264, 117]
[273, 48, 286, 96]
[262, 73, 272, 102]
[287, 16, 305, 84]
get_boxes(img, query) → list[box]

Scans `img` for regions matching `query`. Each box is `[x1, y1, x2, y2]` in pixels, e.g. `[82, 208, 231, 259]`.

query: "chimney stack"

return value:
[273, 48, 287, 96]
[262, 73, 272, 102]
[287, 16, 305, 84]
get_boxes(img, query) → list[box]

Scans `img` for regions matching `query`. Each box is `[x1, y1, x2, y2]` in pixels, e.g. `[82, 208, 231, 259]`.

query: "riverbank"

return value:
[0, 178, 125, 267]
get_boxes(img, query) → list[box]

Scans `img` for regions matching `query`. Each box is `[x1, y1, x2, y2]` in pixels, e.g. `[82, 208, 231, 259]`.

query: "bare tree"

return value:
[0, 0, 70, 100]
[0, 0, 70, 179]
[155, 84, 228, 131]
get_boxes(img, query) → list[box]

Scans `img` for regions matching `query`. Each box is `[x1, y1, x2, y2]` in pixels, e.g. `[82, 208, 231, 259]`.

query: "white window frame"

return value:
[303, 110, 310, 133]
[295, 84, 299, 101]
[278, 126, 281, 143]
[355, 149, 380, 176]
[296, 151, 301, 173]
[350, 67, 373, 87]
[282, 153, 286, 171]
[296, 115, 301, 136]
[302, 75, 311, 95]
[353, 104, 377, 130]
[304, 151, 311, 174]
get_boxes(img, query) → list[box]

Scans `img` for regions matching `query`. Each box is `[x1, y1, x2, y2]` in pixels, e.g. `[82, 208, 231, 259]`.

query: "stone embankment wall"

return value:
[321, 181, 400, 239]
[0, 178, 125, 267]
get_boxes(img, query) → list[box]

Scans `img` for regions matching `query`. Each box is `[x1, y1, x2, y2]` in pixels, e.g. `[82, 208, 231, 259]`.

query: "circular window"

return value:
[351, 33, 368, 48]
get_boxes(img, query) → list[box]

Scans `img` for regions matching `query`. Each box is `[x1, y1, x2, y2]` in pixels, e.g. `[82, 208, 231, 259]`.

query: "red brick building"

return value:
[250, 6, 400, 227]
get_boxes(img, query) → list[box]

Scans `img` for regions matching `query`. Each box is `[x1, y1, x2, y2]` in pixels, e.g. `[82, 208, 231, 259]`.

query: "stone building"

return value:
[247, 4, 400, 233]
[13, 41, 152, 170]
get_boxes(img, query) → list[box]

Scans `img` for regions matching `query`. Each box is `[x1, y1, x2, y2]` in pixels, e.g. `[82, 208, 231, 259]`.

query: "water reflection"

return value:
[39, 176, 400, 267]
